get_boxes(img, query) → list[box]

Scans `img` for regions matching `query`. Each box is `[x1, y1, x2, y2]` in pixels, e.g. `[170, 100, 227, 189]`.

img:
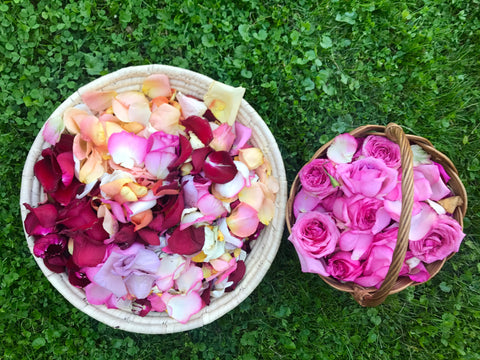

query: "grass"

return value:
[1, 0, 479, 358]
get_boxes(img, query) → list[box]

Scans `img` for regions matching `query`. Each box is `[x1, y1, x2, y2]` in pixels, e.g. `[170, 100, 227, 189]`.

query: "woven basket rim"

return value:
[20, 64, 288, 333]
[286, 124, 467, 305]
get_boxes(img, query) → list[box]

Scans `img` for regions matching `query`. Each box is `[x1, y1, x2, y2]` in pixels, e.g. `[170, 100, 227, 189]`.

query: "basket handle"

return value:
[354, 123, 415, 307]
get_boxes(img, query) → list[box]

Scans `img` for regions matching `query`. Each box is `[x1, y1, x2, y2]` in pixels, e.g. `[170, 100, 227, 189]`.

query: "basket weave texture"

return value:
[20, 65, 287, 333]
[286, 123, 467, 307]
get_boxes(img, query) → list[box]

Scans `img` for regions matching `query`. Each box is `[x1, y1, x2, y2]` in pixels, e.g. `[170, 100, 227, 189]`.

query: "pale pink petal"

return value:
[142, 74, 172, 98]
[226, 203, 259, 238]
[43, 116, 65, 145]
[409, 203, 438, 241]
[209, 123, 236, 152]
[108, 131, 148, 169]
[415, 164, 451, 201]
[327, 133, 358, 164]
[144, 150, 177, 179]
[165, 292, 203, 324]
[85, 283, 112, 305]
[124, 273, 157, 299]
[198, 193, 228, 218]
[175, 265, 204, 293]
[112, 91, 149, 123]
[180, 210, 216, 230]
[80, 90, 117, 113]
[176, 92, 207, 118]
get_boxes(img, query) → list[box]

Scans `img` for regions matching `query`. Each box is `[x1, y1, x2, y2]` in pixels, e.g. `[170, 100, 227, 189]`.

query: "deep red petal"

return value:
[164, 226, 205, 255]
[226, 260, 246, 292]
[151, 181, 180, 197]
[34, 156, 60, 193]
[67, 258, 91, 288]
[203, 109, 218, 122]
[57, 198, 98, 230]
[112, 224, 138, 249]
[50, 179, 83, 207]
[54, 134, 75, 154]
[169, 134, 192, 169]
[203, 151, 237, 184]
[200, 280, 213, 306]
[191, 147, 212, 174]
[137, 228, 161, 246]
[158, 192, 184, 232]
[33, 234, 67, 258]
[182, 116, 214, 145]
[44, 253, 69, 273]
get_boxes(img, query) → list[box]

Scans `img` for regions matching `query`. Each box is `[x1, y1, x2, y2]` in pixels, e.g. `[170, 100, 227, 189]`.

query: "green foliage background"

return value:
[1, 0, 479, 359]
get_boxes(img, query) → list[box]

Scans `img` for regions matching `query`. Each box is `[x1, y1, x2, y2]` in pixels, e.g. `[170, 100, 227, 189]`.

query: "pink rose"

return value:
[354, 228, 398, 288]
[336, 157, 398, 199]
[288, 211, 340, 276]
[298, 159, 338, 199]
[332, 195, 391, 234]
[399, 251, 431, 283]
[409, 214, 465, 263]
[326, 251, 363, 282]
[361, 135, 401, 169]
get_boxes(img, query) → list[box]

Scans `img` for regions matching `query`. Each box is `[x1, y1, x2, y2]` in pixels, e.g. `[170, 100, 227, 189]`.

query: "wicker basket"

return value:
[20, 65, 287, 333]
[286, 123, 467, 307]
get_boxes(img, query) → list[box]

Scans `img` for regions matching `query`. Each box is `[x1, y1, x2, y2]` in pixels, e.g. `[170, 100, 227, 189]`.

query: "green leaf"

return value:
[32, 337, 46, 349]
[320, 35, 333, 49]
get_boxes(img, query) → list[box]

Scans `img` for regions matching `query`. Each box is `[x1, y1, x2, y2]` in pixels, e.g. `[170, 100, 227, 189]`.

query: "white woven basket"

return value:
[20, 64, 287, 334]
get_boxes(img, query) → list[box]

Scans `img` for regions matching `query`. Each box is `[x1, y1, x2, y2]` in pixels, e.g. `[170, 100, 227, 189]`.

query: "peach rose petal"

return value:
[142, 74, 172, 99]
[149, 103, 183, 134]
[203, 81, 245, 126]
[238, 183, 264, 211]
[80, 90, 117, 113]
[79, 150, 105, 184]
[226, 202, 259, 238]
[238, 148, 264, 170]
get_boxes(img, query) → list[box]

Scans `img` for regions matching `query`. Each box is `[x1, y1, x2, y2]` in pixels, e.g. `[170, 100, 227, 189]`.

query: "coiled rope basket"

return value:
[286, 123, 467, 307]
[20, 64, 287, 333]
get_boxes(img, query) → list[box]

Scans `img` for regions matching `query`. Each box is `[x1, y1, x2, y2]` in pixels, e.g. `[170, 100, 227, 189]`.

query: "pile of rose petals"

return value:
[24, 74, 279, 323]
[289, 133, 465, 289]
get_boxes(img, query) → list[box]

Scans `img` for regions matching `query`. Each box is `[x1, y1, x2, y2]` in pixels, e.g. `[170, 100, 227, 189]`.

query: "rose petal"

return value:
[142, 74, 172, 98]
[80, 90, 117, 113]
[327, 133, 358, 164]
[226, 202, 259, 238]
[209, 123, 236, 152]
[409, 203, 438, 241]
[165, 292, 204, 324]
[108, 131, 148, 169]
[238, 148, 264, 170]
[176, 264, 204, 293]
[176, 92, 207, 118]
[164, 226, 205, 255]
[149, 103, 183, 134]
[23, 203, 58, 236]
[203, 81, 245, 126]
[43, 116, 65, 145]
[204, 151, 238, 184]
[182, 115, 214, 146]
[85, 283, 113, 305]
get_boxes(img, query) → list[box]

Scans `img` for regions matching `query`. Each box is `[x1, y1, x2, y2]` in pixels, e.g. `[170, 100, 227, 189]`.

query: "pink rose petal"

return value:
[226, 202, 259, 238]
[43, 116, 65, 145]
[165, 292, 204, 324]
[108, 131, 148, 169]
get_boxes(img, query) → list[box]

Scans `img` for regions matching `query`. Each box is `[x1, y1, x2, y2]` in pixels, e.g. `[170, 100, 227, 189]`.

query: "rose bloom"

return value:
[325, 251, 363, 282]
[361, 135, 401, 169]
[288, 211, 340, 276]
[298, 159, 338, 199]
[332, 195, 391, 234]
[409, 214, 465, 263]
[336, 157, 398, 199]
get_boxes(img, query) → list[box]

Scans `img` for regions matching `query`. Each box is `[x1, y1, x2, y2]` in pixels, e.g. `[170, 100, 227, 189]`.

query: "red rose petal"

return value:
[191, 147, 212, 174]
[164, 226, 205, 255]
[44, 253, 69, 273]
[23, 203, 58, 236]
[56, 151, 75, 187]
[34, 155, 60, 193]
[226, 260, 246, 292]
[71, 233, 107, 267]
[182, 115, 213, 145]
[203, 151, 237, 184]
[138, 228, 161, 246]
[169, 134, 192, 169]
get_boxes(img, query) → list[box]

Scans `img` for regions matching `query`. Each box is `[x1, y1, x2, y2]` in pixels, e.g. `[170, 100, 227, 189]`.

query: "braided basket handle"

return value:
[354, 123, 415, 306]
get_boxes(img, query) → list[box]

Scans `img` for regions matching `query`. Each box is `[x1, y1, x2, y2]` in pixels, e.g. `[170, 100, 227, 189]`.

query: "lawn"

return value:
[1, 0, 479, 359]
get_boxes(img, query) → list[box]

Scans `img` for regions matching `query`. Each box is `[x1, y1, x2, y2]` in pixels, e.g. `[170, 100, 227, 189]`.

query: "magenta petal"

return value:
[56, 151, 75, 187]
[137, 228, 160, 246]
[182, 115, 213, 145]
[164, 226, 205, 255]
[33, 234, 66, 258]
[339, 231, 374, 261]
[71, 233, 107, 267]
[293, 188, 321, 218]
[23, 203, 58, 236]
[409, 203, 438, 241]
[34, 156, 60, 193]
[203, 151, 237, 184]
